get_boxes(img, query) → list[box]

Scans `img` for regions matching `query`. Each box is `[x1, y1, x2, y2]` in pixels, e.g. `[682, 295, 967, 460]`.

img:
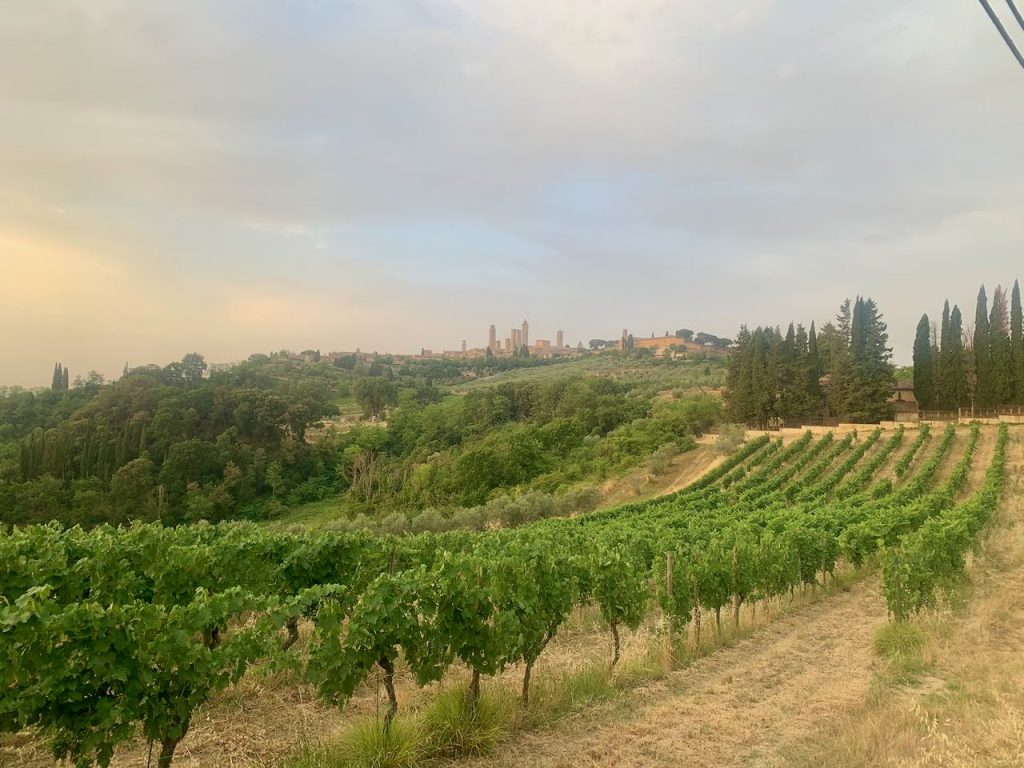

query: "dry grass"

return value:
[448, 568, 883, 768]
[598, 443, 724, 506]
[779, 428, 1024, 768]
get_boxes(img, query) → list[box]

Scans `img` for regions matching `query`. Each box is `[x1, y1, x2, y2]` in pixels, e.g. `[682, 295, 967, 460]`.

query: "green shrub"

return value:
[873, 621, 926, 659]
[291, 717, 423, 768]
[873, 621, 928, 684]
[420, 685, 514, 758]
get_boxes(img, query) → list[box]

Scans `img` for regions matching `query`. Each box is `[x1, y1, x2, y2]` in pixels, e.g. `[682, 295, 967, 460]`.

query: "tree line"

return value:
[725, 296, 895, 427]
[1, 352, 724, 528]
[913, 281, 1024, 411]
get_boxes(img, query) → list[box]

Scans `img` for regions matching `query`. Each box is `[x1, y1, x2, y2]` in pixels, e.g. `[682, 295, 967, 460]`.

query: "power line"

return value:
[1006, 0, 1024, 32]
[977, 0, 1024, 70]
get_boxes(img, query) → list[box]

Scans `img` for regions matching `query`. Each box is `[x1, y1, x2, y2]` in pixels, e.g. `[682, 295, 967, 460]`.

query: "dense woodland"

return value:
[0, 352, 723, 527]
[913, 281, 1024, 411]
[724, 297, 895, 427]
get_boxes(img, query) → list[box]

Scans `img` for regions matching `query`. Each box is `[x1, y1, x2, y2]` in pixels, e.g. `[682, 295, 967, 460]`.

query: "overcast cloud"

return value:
[1, 0, 1022, 386]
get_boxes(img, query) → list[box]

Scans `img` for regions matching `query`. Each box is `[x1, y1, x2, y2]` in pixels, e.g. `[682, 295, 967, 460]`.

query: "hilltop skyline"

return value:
[2, 1, 1023, 386]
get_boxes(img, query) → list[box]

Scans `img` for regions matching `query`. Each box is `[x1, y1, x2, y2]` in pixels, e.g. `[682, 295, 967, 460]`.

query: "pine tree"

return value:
[913, 314, 934, 409]
[1012, 280, 1024, 403]
[836, 298, 852, 343]
[974, 285, 991, 407]
[989, 285, 1013, 405]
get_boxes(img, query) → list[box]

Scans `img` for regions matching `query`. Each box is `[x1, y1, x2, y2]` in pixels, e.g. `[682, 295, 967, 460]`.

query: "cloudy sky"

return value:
[2, 1, 1022, 386]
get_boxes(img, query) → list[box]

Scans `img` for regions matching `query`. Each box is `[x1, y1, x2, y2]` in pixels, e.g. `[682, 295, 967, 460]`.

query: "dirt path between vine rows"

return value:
[462, 425, 1003, 768]
[458, 576, 889, 768]
[776, 428, 1024, 767]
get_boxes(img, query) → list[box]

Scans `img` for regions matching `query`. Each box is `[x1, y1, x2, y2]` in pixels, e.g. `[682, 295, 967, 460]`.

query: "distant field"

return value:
[452, 353, 726, 394]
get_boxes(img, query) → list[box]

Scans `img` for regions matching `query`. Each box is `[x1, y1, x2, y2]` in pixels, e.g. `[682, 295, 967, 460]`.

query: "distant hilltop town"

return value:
[415, 320, 571, 360]
[198, 323, 732, 373]
[412, 321, 732, 361]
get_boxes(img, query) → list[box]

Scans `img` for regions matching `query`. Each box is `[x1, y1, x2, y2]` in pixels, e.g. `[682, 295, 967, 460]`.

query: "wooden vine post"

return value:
[732, 545, 742, 632]
[665, 551, 674, 656]
[693, 580, 701, 652]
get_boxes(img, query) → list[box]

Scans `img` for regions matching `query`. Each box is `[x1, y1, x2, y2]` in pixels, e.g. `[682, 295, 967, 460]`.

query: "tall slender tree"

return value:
[776, 323, 800, 422]
[1012, 280, 1024, 403]
[913, 314, 934, 409]
[725, 326, 755, 424]
[842, 297, 895, 421]
[947, 305, 967, 410]
[805, 321, 824, 416]
[937, 300, 952, 408]
[827, 300, 854, 417]
[989, 285, 1013, 405]
[748, 327, 775, 429]
[973, 285, 992, 407]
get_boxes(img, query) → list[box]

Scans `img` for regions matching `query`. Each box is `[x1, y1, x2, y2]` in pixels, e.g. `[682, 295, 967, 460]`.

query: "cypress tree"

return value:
[948, 305, 967, 409]
[989, 285, 1013, 405]
[725, 326, 755, 424]
[938, 300, 952, 408]
[62, 367, 69, 392]
[777, 323, 799, 422]
[974, 286, 991, 407]
[806, 321, 824, 416]
[807, 321, 821, 375]
[940, 300, 951, 351]
[913, 314, 934, 409]
[51, 363, 61, 391]
[1012, 280, 1024, 403]
[750, 327, 775, 429]
[827, 299, 854, 418]
[794, 323, 812, 418]
[845, 297, 895, 422]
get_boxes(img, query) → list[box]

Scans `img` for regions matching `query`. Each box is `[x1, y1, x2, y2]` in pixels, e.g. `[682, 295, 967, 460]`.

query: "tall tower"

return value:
[556, 330, 564, 349]
[488, 324, 496, 350]
[521, 319, 529, 349]
[461, 339, 467, 355]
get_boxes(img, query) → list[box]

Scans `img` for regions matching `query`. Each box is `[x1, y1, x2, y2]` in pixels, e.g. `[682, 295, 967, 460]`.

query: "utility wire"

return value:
[1006, 0, 1024, 32]
[978, 0, 1024, 70]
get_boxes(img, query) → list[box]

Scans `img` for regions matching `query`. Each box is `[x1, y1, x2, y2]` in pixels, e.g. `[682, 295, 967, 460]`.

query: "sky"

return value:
[1, 0, 1023, 387]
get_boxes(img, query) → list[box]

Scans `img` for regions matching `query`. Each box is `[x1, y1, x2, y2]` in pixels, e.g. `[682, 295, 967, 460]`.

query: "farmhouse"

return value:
[889, 379, 919, 421]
